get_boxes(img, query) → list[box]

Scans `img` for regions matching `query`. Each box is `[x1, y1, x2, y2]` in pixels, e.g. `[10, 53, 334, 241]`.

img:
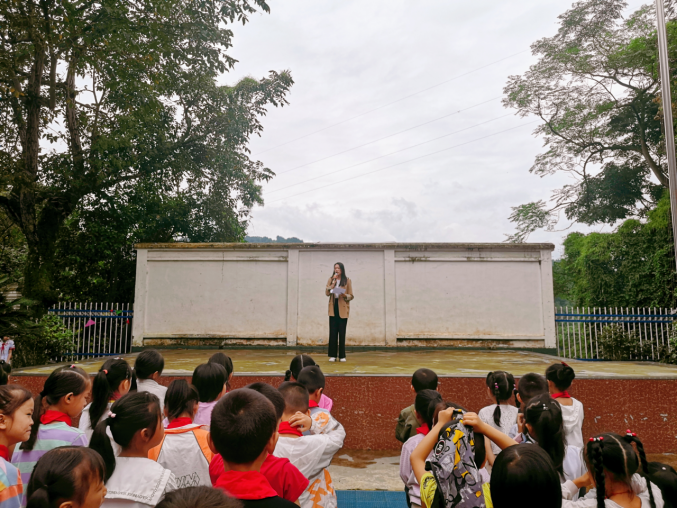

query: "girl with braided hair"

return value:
[562, 431, 664, 508]
[479, 371, 518, 460]
[546, 362, 585, 449]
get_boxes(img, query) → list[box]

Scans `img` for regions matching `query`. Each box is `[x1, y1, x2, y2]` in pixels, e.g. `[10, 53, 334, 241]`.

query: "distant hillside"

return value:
[245, 235, 303, 243]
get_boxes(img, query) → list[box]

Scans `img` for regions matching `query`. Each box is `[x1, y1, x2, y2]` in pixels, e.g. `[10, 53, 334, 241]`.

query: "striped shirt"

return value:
[0, 458, 22, 508]
[11, 422, 88, 505]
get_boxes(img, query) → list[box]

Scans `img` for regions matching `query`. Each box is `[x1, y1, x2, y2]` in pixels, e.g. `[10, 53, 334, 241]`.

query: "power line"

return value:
[266, 113, 515, 195]
[254, 50, 529, 155]
[276, 96, 501, 177]
[266, 120, 538, 204]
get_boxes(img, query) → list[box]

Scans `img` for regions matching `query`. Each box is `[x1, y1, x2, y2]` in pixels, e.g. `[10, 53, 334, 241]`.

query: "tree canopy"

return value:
[503, 0, 676, 242]
[0, 0, 293, 309]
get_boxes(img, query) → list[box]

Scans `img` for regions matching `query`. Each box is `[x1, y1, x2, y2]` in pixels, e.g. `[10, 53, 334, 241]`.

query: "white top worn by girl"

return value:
[135, 379, 168, 413]
[558, 397, 585, 448]
[478, 404, 519, 456]
[78, 403, 121, 456]
[103, 457, 176, 508]
[562, 474, 664, 508]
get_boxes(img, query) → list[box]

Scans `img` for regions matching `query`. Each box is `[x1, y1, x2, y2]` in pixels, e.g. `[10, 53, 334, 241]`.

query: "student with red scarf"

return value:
[546, 362, 584, 449]
[211, 389, 297, 508]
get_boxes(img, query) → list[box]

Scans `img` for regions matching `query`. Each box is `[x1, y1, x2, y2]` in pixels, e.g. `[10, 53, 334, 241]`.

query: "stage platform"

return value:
[12, 349, 677, 453]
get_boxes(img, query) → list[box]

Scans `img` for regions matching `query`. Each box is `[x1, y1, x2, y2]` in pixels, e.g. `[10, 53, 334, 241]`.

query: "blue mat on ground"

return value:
[337, 491, 406, 508]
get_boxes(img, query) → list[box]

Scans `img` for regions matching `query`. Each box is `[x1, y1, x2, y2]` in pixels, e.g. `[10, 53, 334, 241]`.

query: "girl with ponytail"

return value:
[479, 371, 518, 460]
[13, 366, 90, 493]
[148, 380, 213, 487]
[524, 393, 585, 486]
[89, 392, 176, 507]
[562, 431, 664, 508]
[546, 362, 584, 448]
[132, 350, 167, 412]
[25, 447, 106, 508]
[207, 353, 234, 393]
[79, 359, 132, 442]
[284, 355, 333, 411]
[0, 385, 34, 508]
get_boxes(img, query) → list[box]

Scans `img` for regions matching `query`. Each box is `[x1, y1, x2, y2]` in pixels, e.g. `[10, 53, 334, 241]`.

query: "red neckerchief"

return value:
[0, 445, 9, 461]
[308, 400, 319, 408]
[278, 421, 303, 437]
[167, 417, 193, 429]
[108, 391, 123, 404]
[40, 410, 72, 426]
[215, 470, 278, 500]
[552, 391, 571, 399]
[416, 424, 430, 436]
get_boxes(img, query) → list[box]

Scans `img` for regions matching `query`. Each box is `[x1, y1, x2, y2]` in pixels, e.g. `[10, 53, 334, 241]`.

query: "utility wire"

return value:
[266, 120, 538, 204]
[276, 96, 501, 176]
[254, 50, 529, 155]
[266, 113, 515, 195]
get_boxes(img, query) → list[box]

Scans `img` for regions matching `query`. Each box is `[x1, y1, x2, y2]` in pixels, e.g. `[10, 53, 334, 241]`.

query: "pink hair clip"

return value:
[103, 369, 108, 374]
[108, 412, 116, 419]
[70, 364, 76, 369]
[494, 383, 499, 389]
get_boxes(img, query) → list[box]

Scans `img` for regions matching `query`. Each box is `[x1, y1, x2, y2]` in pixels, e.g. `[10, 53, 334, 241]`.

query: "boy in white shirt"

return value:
[0, 336, 14, 363]
[274, 381, 346, 508]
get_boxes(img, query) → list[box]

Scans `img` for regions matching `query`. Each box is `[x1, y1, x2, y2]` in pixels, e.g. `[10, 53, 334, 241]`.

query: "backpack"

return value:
[425, 410, 486, 508]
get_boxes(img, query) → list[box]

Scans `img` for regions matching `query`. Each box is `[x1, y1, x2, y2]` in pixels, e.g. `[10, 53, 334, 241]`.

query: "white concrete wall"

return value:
[132, 243, 556, 348]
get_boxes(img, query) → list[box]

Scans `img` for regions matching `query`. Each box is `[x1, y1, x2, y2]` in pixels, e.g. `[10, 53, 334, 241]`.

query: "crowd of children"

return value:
[398, 363, 675, 508]
[0, 351, 673, 508]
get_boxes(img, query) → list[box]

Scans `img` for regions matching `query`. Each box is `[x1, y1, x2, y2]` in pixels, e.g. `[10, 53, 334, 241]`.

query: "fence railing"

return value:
[555, 307, 676, 361]
[48, 302, 134, 361]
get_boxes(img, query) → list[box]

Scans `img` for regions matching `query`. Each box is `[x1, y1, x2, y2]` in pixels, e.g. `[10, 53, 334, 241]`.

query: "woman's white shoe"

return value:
[329, 357, 336, 362]
[339, 358, 346, 362]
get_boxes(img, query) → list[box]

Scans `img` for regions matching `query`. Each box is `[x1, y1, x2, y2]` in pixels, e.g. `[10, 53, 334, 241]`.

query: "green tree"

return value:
[553, 192, 676, 308]
[503, 0, 676, 241]
[0, 0, 293, 310]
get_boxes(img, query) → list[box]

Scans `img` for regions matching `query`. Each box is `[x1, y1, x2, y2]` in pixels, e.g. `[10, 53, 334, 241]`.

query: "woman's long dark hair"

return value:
[26, 447, 106, 508]
[586, 432, 657, 508]
[89, 392, 161, 481]
[208, 353, 234, 391]
[491, 445, 562, 508]
[131, 349, 165, 390]
[485, 370, 515, 426]
[284, 354, 316, 382]
[89, 358, 132, 430]
[21, 365, 90, 451]
[332, 262, 347, 287]
[524, 393, 566, 476]
[165, 379, 199, 420]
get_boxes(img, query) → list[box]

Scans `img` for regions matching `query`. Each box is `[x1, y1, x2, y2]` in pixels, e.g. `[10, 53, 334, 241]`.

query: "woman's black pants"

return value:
[328, 299, 347, 359]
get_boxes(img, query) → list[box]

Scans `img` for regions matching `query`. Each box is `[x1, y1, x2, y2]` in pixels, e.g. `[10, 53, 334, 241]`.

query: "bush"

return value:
[597, 324, 675, 363]
[11, 315, 75, 369]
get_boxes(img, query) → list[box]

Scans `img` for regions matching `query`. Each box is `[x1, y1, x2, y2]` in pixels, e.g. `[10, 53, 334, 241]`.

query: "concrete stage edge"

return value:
[12, 350, 677, 453]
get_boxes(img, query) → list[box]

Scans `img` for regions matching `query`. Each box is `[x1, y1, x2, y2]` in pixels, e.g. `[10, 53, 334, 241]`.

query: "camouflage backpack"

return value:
[425, 410, 486, 508]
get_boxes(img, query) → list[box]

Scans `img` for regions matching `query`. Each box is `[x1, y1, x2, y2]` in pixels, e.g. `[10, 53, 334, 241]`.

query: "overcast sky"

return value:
[224, 0, 648, 255]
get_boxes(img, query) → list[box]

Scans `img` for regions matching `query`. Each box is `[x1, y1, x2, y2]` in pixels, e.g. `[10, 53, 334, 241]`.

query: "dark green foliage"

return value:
[596, 325, 675, 364]
[553, 193, 676, 309]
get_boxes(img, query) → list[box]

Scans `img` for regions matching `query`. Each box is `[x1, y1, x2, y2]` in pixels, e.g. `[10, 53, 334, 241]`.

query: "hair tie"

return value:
[494, 383, 499, 389]
[108, 412, 116, 419]
[103, 369, 108, 375]
[542, 403, 548, 410]
[589, 436, 604, 443]
[626, 429, 637, 437]
[561, 361, 569, 367]
[70, 364, 76, 369]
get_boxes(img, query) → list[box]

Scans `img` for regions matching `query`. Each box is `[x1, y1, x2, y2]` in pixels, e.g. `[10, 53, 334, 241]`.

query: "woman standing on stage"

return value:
[326, 262, 353, 362]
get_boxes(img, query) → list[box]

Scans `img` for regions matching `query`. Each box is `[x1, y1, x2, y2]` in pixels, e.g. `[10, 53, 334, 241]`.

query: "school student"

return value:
[148, 380, 212, 488]
[155, 486, 242, 508]
[0, 362, 11, 386]
[546, 362, 584, 448]
[491, 445, 563, 508]
[209, 383, 308, 503]
[25, 447, 107, 508]
[399, 390, 442, 508]
[192, 363, 227, 427]
[13, 366, 91, 496]
[0, 338, 14, 365]
[508, 372, 549, 442]
[0, 385, 33, 508]
[396, 368, 438, 444]
[479, 371, 518, 459]
[210, 389, 297, 508]
[79, 358, 132, 442]
[562, 432, 664, 508]
[89, 392, 176, 507]
[208, 353, 234, 393]
[274, 382, 345, 508]
[284, 355, 333, 412]
[132, 350, 167, 412]
[296, 366, 333, 434]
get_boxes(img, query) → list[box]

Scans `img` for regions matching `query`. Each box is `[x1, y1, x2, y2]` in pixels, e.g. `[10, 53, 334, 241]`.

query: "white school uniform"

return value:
[103, 457, 176, 508]
[0, 340, 14, 362]
[78, 403, 121, 455]
[562, 474, 664, 508]
[148, 423, 212, 487]
[559, 397, 585, 448]
[274, 413, 346, 508]
[135, 379, 168, 413]
[478, 404, 519, 456]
